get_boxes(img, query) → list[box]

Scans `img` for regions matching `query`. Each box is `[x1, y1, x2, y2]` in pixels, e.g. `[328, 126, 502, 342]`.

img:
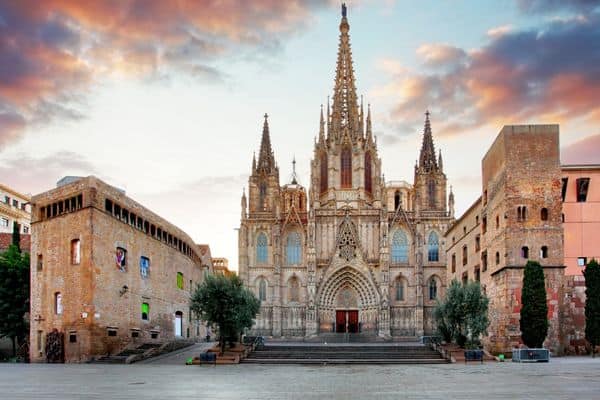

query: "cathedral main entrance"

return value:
[335, 310, 359, 333]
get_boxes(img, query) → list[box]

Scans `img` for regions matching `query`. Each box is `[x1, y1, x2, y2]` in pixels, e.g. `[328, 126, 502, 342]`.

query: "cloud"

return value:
[561, 134, 600, 164]
[0, 0, 331, 149]
[0, 151, 98, 194]
[374, 11, 600, 138]
[516, 0, 600, 14]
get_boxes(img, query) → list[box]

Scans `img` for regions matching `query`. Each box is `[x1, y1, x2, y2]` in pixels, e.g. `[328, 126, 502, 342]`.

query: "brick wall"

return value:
[0, 233, 31, 252]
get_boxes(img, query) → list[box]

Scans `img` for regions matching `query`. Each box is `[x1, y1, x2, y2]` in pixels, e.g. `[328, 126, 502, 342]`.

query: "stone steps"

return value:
[243, 344, 448, 365]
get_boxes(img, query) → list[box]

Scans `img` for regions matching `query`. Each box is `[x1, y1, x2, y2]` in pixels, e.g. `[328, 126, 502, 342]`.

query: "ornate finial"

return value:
[342, 2, 347, 17]
[291, 155, 298, 184]
[425, 109, 430, 119]
[264, 113, 268, 121]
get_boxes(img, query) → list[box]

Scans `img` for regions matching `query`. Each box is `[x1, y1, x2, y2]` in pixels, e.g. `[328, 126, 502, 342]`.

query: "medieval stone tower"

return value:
[238, 5, 454, 338]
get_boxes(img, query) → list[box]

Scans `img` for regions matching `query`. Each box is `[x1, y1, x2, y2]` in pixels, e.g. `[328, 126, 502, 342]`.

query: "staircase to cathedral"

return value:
[242, 342, 448, 365]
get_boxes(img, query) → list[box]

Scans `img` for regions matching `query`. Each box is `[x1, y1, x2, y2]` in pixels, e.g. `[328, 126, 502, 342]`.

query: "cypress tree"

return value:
[520, 260, 548, 348]
[584, 259, 600, 357]
[12, 221, 20, 253]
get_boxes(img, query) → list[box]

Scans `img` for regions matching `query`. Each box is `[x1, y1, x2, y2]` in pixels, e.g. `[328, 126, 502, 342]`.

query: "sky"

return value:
[1, 0, 599, 270]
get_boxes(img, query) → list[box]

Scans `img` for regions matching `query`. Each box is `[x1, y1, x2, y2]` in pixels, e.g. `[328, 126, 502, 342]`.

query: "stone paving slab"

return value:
[1, 357, 599, 399]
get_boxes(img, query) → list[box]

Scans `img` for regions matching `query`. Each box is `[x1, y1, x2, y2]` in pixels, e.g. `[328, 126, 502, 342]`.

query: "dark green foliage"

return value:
[520, 260, 548, 348]
[190, 274, 260, 354]
[434, 279, 489, 348]
[0, 244, 30, 356]
[584, 259, 600, 357]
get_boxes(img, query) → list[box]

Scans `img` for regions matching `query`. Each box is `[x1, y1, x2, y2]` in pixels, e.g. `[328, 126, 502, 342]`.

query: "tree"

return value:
[434, 279, 489, 347]
[12, 221, 20, 252]
[190, 274, 260, 354]
[584, 259, 600, 357]
[520, 260, 548, 348]
[0, 243, 30, 357]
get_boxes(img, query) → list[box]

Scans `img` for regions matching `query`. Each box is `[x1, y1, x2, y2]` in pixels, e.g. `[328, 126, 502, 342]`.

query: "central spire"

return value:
[418, 110, 438, 172]
[330, 3, 360, 139]
[257, 113, 276, 175]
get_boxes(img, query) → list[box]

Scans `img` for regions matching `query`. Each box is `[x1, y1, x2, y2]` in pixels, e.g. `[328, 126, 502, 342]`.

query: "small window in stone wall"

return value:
[107, 329, 117, 337]
[177, 272, 184, 290]
[521, 246, 529, 259]
[140, 256, 150, 278]
[69, 333, 77, 343]
[151, 332, 159, 339]
[141, 302, 150, 321]
[116, 247, 127, 272]
[71, 239, 81, 265]
[55, 292, 63, 315]
[131, 331, 140, 338]
[495, 252, 500, 265]
[37, 254, 43, 271]
[541, 208, 548, 221]
[540, 246, 548, 259]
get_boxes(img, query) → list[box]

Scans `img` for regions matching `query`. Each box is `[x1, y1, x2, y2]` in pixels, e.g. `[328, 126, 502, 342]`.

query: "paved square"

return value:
[1, 357, 600, 399]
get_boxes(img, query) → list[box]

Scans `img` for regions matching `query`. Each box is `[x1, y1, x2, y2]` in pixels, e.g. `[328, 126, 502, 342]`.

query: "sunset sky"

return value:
[1, 0, 599, 269]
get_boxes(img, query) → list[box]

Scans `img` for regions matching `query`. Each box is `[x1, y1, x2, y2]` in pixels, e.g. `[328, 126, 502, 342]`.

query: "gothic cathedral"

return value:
[238, 6, 455, 338]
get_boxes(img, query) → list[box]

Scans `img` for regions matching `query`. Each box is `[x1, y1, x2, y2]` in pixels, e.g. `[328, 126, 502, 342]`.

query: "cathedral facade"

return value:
[238, 8, 454, 338]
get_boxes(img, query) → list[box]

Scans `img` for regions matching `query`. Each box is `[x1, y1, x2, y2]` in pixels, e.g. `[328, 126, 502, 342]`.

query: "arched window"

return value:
[286, 232, 302, 264]
[521, 246, 529, 259]
[428, 232, 439, 262]
[256, 233, 268, 263]
[541, 208, 548, 221]
[462, 245, 468, 265]
[394, 190, 401, 210]
[395, 278, 405, 301]
[55, 292, 63, 315]
[341, 146, 352, 188]
[259, 182, 267, 211]
[495, 251, 500, 265]
[364, 152, 372, 194]
[289, 277, 300, 302]
[391, 230, 409, 263]
[428, 179, 436, 208]
[320, 153, 328, 193]
[258, 279, 267, 301]
[428, 278, 438, 300]
[540, 246, 548, 259]
[141, 302, 149, 320]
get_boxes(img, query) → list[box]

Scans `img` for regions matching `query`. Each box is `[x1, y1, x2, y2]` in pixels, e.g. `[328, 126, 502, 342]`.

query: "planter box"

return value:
[512, 348, 549, 363]
[464, 349, 484, 363]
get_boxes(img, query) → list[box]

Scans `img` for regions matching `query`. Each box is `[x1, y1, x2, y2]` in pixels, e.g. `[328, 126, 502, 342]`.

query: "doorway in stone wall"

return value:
[335, 310, 359, 333]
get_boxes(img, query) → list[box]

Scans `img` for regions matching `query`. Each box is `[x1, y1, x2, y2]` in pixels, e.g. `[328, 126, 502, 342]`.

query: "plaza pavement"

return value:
[1, 356, 599, 399]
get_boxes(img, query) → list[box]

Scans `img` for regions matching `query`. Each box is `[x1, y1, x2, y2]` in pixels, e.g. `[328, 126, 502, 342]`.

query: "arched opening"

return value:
[428, 179, 436, 209]
[55, 292, 63, 315]
[174, 311, 183, 337]
[391, 230, 409, 263]
[395, 277, 405, 301]
[71, 239, 80, 265]
[320, 153, 328, 193]
[541, 208, 548, 221]
[428, 278, 438, 300]
[428, 232, 439, 262]
[286, 232, 302, 265]
[258, 278, 267, 301]
[364, 152, 372, 194]
[259, 182, 267, 211]
[256, 233, 268, 263]
[288, 277, 300, 302]
[521, 246, 529, 259]
[541, 246, 548, 259]
[394, 190, 401, 210]
[341, 146, 352, 188]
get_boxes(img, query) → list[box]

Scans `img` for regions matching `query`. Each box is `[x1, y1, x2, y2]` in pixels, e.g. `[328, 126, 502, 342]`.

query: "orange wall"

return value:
[562, 167, 600, 275]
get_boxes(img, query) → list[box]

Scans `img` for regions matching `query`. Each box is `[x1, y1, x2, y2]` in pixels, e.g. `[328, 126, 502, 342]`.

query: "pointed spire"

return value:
[291, 156, 298, 185]
[319, 104, 325, 143]
[448, 185, 455, 218]
[252, 152, 256, 172]
[241, 188, 247, 219]
[438, 149, 443, 172]
[326, 96, 331, 139]
[366, 103, 373, 142]
[418, 110, 438, 172]
[360, 95, 364, 137]
[257, 113, 276, 175]
[331, 2, 360, 138]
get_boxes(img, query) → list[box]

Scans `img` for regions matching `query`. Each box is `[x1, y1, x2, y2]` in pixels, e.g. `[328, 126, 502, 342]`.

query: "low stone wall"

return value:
[561, 275, 587, 354]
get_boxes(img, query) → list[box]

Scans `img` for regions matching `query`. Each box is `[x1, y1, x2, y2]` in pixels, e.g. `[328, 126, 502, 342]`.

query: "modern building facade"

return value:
[30, 176, 212, 362]
[0, 183, 31, 251]
[238, 9, 453, 339]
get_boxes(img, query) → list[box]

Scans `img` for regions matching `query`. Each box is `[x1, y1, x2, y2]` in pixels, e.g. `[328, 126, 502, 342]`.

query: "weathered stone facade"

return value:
[30, 177, 211, 362]
[238, 10, 453, 339]
[446, 125, 566, 354]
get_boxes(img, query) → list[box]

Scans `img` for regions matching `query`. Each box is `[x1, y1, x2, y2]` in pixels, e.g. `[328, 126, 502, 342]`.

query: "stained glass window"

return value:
[391, 230, 408, 263]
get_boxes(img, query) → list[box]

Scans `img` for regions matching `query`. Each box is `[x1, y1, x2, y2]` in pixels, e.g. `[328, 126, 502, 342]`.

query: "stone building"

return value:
[0, 183, 31, 251]
[29, 176, 212, 362]
[212, 257, 235, 276]
[238, 8, 453, 339]
[445, 125, 565, 353]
